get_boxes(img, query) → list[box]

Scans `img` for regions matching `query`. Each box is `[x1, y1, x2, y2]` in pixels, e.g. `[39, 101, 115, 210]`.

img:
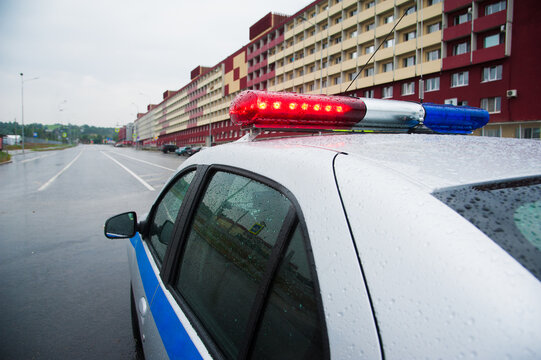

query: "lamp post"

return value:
[20, 73, 39, 154]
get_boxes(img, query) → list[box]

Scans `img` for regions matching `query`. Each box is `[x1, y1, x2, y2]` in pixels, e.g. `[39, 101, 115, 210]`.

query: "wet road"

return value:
[0, 145, 185, 359]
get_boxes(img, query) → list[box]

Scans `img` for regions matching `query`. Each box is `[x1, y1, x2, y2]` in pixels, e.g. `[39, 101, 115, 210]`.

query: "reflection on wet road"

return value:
[0, 145, 184, 359]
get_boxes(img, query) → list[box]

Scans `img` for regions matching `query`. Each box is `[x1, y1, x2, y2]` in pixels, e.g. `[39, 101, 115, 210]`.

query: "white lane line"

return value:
[110, 151, 177, 172]
[38, 151, 83, 192]
[101, 151, 155, 191]
[20, 153, 54, 164]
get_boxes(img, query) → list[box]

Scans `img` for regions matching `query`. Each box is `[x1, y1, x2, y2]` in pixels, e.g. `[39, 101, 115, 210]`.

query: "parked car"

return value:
[105, 91, 541, 360]
[175, 146, 202, 156]
[161, 144, 178, 153]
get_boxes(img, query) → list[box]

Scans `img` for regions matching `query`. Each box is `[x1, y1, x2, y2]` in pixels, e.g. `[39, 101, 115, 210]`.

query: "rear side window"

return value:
[174, 171, 326, 359]
[433, 177, 541, 281]
[250, 224, 324, 359]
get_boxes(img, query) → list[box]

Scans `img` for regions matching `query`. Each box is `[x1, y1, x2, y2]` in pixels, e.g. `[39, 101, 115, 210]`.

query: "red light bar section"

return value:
[230, 90, 367, 130]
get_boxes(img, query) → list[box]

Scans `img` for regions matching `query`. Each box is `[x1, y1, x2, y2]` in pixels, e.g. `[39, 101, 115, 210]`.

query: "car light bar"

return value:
[229, 90, 489, 134]
[229, 90, 367, 130]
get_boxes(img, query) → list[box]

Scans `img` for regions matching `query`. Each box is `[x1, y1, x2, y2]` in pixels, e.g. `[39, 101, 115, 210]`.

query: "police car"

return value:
[105, 91, 541, 359]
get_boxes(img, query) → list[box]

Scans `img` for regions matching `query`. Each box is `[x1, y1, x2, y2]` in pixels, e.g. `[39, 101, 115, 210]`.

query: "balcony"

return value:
[443, 21, 471, 41]
[444, 0, 472, 13]
[473, 11, 506, 33]
[442, 52, 470, 70]
[472, 43, 505, 64]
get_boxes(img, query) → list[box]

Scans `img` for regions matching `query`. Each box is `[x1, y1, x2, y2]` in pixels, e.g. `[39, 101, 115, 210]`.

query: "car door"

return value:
[129, 168, 197, 359]
[157, 166, 329, 359]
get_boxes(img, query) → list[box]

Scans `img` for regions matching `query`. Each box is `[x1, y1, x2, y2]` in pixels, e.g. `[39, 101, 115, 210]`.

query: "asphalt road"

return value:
[0, 145, 185, 359]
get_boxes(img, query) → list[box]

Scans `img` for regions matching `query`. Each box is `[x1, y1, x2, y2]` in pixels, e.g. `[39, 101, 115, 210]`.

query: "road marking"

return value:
[101, 151, 155, 191]
[38, 151, 83, 191]
[110, 151, 177, 171]
[20, 153, 54, 164]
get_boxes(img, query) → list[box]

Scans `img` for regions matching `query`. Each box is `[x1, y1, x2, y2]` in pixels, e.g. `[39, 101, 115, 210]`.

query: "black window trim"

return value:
[142, 165, 199, 273]
[163, 164, 330, 360]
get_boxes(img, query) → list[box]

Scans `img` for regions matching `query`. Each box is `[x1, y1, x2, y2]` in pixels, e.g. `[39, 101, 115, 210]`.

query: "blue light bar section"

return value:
[422, 103, 489, 134]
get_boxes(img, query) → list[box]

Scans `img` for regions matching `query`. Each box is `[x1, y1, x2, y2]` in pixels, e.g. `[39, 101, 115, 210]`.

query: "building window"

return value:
[480, 97, 502, 113]
[518, 127, 541, 139]
[454, 13, 472, 26]
[485, 1, 506, 16]
[428, 0, 443, 5]
[383, 39, 394, 48]
[382, 86, 393, 98]
[425, 77, 440, 92]
[402, 82, 415, 95]
[366, 22, 375, 31]
[365, 45, 375, 54]
[384, 15, 394, 24]
[427, 49, 441, 61]
[334, 56, 342, 64]
[453, 41, 470, 55]
[404, 30, 416, 42]
[350, 9, 358, 17]
[451, 71, 469, 87]
[427, 22, 441, 33]
[333, 76, 342, 85]
[383, 62, 393, 72]
[403, 56, 415, 67]
[482, 65, 503, 82]
[365, 67, 374, 77]
[334, 36, 342, 44]
[485, 128, 501, 137]
[349, 51, 358, 59]
[404, 6, 416, 15]
[366, 1, 375, 9]
[484, 33, 502, 48]
[350, 30, 358, 38]
[364, 89, 374, 98]
[335, 17, 342, 24]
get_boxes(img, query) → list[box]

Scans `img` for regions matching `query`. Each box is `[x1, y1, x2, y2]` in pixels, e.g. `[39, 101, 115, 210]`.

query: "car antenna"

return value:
[344, 9, 409, 94]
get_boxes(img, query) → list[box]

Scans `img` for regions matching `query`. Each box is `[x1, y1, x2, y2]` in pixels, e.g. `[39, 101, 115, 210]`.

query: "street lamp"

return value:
[20, 73, 39, 154]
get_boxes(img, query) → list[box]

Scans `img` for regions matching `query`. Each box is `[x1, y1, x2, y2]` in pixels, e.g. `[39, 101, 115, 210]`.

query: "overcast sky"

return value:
[0, 0, 308, 128]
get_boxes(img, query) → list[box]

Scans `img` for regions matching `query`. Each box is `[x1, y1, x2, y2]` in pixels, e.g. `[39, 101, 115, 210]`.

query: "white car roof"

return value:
[189, 133, 541, 191]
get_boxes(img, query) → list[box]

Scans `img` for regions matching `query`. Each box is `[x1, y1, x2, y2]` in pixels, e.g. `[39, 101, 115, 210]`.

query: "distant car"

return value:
[161, 144, 178, 153]
[175, 146, 202, 156]
[105, 91, 541, 360]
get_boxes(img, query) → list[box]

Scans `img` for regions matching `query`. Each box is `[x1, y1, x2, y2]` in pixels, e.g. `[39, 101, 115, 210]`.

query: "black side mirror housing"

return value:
[104, 212, 137, 239]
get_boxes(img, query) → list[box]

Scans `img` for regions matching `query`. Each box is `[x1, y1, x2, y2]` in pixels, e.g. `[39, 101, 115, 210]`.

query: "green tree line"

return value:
[0, 121, 118, 144]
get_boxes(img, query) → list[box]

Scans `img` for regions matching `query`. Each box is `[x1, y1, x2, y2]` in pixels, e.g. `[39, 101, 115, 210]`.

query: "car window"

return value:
[148, 171, 195, 263]
[433, 177, 541, 281]
[250, 224, 325, 359]
[174, 171, 293, 359]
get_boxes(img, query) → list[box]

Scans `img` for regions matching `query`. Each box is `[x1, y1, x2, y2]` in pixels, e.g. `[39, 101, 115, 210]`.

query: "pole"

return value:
[20, 73, 25, 154]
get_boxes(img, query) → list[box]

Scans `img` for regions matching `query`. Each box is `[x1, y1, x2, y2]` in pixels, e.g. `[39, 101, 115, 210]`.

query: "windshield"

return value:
[433, 177, 541, 281]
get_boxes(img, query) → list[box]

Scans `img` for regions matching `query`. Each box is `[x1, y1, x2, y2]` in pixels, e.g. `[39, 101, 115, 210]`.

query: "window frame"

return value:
[143, 166, 200, 269]
[163, 164, 330, 360]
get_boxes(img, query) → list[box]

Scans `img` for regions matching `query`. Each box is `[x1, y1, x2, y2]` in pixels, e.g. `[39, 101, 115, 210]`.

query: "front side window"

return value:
[174, 171, 325, 359]
[149, 171, 195, 263]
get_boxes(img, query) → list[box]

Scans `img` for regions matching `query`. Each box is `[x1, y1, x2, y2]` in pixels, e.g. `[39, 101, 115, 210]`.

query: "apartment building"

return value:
[132, 0, 540, 147]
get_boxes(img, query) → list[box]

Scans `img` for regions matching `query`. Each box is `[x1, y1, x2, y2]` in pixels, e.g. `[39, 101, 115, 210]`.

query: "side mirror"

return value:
[104, 212, 137, 239]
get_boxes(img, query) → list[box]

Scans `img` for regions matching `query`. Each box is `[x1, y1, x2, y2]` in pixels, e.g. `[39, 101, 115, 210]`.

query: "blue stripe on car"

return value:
[132, 233, 203, 359]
